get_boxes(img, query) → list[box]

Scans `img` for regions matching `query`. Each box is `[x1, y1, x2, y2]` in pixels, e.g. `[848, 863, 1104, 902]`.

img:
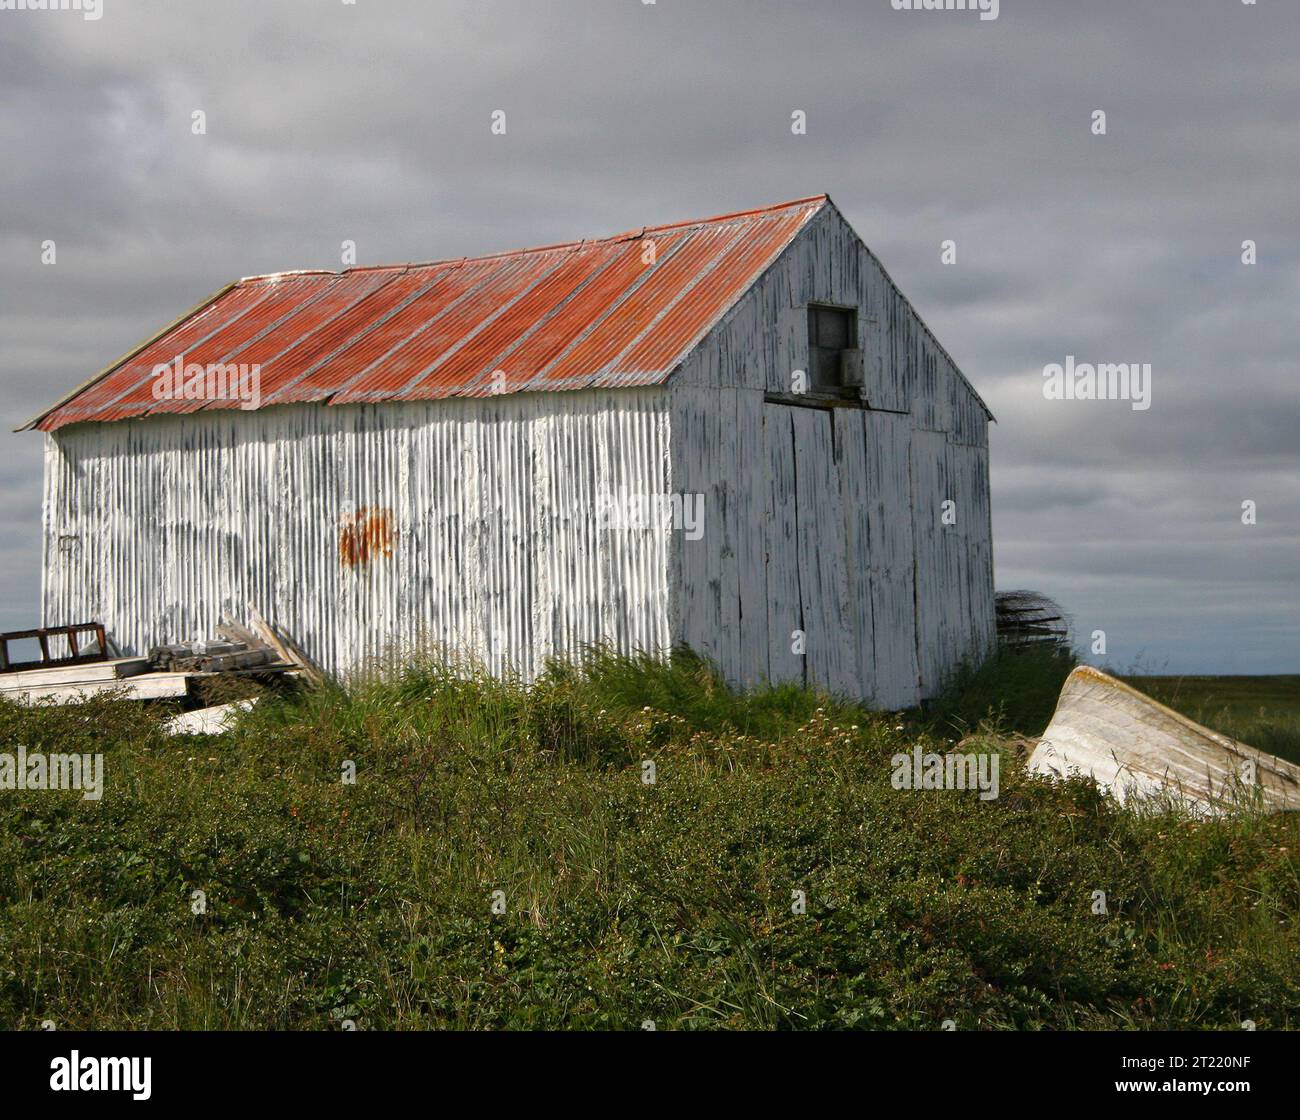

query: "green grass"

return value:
[923, 644, 1078, 738]
[1122, 675, 1300, 766]
[1, 647, 1298, 1030]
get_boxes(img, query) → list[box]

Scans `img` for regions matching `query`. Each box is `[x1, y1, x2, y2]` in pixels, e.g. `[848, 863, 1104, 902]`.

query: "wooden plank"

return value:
[190, 648, 276, 672]
[734, 389, 770, 689]
[216, 619, 265, 648]
[943, 439, 996, 669]
[714, 391, 742, 687]
[791, 406, 855, 697]
[165, 697, 259, 736]
[834, 408, 875, 703]
[911, 428, 963, 698]
[247, 602, 323, 685]
[1, 671, 191, 705]
[763, 404, 804, 685]
[863, 410, 919, 709]
[950, 441, 996, 660]
[0, 656, 150, 691]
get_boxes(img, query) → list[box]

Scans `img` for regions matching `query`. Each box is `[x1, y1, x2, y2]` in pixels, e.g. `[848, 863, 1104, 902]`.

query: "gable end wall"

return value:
[668, 204, 995, 706]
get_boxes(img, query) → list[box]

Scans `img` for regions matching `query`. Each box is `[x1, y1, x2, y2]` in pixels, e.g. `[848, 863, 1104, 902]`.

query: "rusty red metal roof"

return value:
[30, 195, 827, 431]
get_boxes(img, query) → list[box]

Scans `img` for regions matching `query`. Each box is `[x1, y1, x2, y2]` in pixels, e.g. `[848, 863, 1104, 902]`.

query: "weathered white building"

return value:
[24, 195, 994, 707]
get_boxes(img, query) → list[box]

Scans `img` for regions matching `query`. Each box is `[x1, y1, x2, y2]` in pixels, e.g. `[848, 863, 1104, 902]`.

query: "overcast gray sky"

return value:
[1, 0, 1296, 674]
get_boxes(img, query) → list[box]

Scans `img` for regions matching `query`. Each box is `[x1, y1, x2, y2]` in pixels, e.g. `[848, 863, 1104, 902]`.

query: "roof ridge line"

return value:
[235, 196, 828, 285]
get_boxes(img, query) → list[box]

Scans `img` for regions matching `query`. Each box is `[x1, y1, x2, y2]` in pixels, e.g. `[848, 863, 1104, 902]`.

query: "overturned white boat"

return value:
[1028, 666, 1300, 815]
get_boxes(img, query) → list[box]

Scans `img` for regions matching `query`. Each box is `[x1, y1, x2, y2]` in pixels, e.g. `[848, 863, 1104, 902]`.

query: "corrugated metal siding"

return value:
[33, 197, 825, 431]
[42, 392, 673, 678]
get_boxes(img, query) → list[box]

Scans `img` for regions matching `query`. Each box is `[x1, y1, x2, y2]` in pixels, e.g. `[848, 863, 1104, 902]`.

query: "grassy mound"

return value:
[1, 648, 1297, 1030]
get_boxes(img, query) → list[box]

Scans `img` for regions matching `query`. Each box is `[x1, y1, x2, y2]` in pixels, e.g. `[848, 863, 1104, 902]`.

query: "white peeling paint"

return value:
[42, 205, 995, 705]
[668, 203, 994, 706]
[43, 390, 674, 680]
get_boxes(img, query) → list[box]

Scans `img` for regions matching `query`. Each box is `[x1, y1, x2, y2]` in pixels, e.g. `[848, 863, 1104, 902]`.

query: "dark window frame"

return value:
[806, 303, 859, 398]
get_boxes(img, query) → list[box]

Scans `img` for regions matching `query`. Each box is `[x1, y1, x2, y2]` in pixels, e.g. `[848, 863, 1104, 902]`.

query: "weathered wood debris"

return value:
[164, 697, 260, 735]
[0, 621, 111, 673]
[0, 609, 316, 709]
[148, 640, 277, 673]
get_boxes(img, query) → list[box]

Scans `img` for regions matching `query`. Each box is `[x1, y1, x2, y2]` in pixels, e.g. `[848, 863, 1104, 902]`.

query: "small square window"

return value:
[813, 306, 852, 351]
[808, 305, 856, 391]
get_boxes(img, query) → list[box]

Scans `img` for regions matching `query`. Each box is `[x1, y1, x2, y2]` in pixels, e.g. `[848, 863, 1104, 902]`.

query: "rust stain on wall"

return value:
[339, 507, 396, 568]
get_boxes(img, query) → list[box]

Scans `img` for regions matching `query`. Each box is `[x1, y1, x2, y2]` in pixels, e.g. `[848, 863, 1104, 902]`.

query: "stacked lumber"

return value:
[148, 640, 278, 673]
[0, 658, 190, 705]
[1, 608, 321, 708]
[0, 656, 149, 692]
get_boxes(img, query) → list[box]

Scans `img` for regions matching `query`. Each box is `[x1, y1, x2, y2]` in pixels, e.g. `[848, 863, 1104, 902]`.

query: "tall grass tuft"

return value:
[925, 644, 1078, 737]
